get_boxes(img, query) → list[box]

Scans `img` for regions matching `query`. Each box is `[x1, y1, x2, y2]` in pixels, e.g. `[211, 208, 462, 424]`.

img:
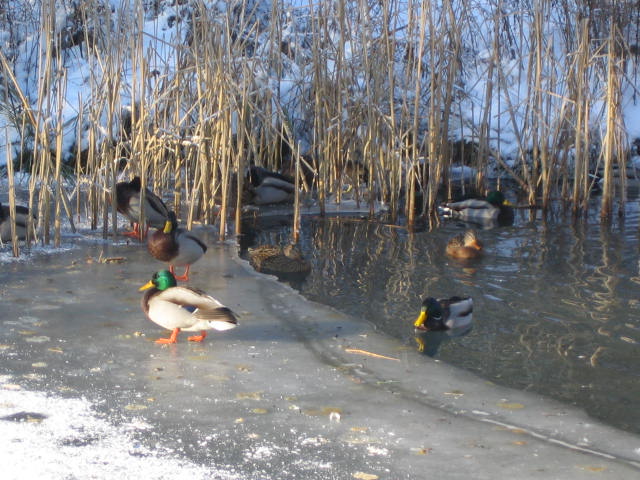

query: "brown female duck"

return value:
[248, 244, 311, 275]
[445, 229, 483, 259]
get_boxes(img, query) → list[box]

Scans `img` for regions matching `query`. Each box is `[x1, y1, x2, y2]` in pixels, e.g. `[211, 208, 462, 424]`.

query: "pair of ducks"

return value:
[116, 176, 206, 281]
[413, 230, 480, 333]
[116, 176, 238, 344]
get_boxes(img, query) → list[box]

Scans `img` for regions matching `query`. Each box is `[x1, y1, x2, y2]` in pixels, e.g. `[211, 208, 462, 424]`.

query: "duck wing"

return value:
[441, 297, 473, 329]
[445, 199, 491, 211]
[248, 166, 294, 186]
[144, 190, 170, 227]
[259, 176, 295, 193]
[161, 287, 238, 329]
[176, 228, 208, 254]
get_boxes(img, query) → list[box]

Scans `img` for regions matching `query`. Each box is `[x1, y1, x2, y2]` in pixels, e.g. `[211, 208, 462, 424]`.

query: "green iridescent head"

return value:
[413, 297, 444, 331]
[486, 191, 514, 207]
[485, 191, 505, 206]
[139, 270, 177, 292]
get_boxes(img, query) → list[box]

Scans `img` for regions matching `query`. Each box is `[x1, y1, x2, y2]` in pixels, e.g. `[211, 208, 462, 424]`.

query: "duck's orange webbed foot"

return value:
[122, 223, 143, 240]
[156, 328, 180, 344]
[169, 265, 191, 282]
[187, 331, 207, 342]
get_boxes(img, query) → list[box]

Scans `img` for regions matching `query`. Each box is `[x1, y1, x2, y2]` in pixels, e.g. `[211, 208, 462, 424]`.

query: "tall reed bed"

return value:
[0, 0, 638, 255]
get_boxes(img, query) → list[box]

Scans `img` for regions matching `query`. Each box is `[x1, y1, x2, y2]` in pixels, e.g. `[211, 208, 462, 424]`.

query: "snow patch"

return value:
[0, 387, 239, 480]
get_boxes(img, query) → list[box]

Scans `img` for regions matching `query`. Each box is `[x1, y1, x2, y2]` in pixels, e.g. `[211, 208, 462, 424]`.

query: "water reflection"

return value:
[414, 323, 473, 357]
[239, 193, 640, 434]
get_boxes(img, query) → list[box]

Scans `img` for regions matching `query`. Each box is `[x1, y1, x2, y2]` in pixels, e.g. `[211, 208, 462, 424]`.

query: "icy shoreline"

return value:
[1, 240, 639, 478]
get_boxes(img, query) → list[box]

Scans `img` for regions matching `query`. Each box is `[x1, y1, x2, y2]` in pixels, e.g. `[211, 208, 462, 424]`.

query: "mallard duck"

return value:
[246, 166, 295, 205]
[0, 201, 35, 242]
[445, 229, 483, 259]
[248, 244, 311, 274]
[413, 296, 473, 332]
[115, 176, 169, 239]
[147, 211, 207, 281]
[139, 270, 238, 344]
[440, 191, 514, 225]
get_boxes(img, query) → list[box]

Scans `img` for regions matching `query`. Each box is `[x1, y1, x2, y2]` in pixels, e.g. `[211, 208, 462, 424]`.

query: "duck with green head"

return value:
[139, 270, 238, 344]
[413, 296, 473, 332]
[440, 191, 514, 225]
[147, 211, 207, 281]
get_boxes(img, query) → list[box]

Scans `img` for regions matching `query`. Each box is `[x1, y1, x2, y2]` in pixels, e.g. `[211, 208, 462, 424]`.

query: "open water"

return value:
[240, 190, 640, 435]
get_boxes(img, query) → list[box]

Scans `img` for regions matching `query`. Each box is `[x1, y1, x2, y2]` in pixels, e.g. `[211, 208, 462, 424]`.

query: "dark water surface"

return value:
[240, 192, 640, 435]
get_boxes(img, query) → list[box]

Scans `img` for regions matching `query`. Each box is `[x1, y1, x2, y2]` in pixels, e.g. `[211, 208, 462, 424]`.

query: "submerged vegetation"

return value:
[1, 0, 640, 251]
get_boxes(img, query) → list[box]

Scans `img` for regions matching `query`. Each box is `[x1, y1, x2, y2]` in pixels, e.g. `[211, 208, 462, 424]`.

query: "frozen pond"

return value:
[240, 192, 640, 435]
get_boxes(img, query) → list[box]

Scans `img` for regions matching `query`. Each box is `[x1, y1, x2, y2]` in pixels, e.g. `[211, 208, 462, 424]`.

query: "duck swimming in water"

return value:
[115, 176, 170, 239]
[413, 296, 473, 332]
[248, 244, 311, 274]
[147, 211, 207, 281]
[139, 270, 238, 344]
[445, 229, 483, 260]
[440, 191, 514, 226]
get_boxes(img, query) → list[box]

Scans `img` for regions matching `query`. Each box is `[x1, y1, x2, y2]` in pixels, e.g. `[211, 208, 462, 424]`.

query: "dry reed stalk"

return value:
[380, 0, 398, 221]
[475, 7, 499, 195]
[293, 143, 301, 243]
[75, 95, 84, 221]
[86, 113, 99, 230]
[4, 0, 639, 234]
[132, 8, 150, 238]
[311, 5, 326, 217]
[601, 21, 626, 220]
[569, 19, 590, 214]
[426, 3, 448, 223]
[407, 2, 427, 227]
[234, 73, 251, 239]
[217, 110, 232, 241]
[5, 130, 19, 256]
[53, 68, 66, 247]
[0, 53, 37, 244]
[437, 1, 463, 213]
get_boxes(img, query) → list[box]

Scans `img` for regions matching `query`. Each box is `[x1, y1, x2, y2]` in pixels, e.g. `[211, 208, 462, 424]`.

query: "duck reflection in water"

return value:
[414, 324, 473, 357]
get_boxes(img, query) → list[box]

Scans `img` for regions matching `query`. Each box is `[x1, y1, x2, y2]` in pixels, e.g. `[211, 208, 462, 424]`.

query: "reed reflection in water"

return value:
[240, 198, 640, 434]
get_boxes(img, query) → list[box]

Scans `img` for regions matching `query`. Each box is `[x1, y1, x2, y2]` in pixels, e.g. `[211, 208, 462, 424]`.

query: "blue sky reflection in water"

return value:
[241, 192, 640, 435]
